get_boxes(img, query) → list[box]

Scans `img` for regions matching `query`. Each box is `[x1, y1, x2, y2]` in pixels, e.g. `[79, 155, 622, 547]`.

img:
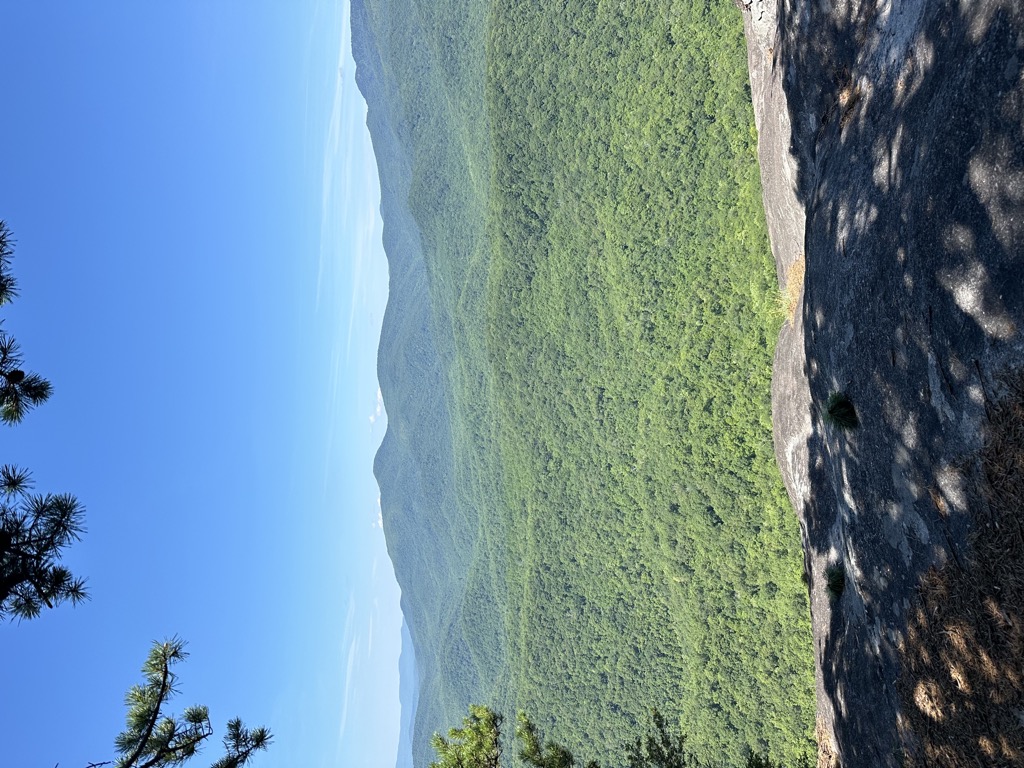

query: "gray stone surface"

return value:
[742, 1, 1024, 765]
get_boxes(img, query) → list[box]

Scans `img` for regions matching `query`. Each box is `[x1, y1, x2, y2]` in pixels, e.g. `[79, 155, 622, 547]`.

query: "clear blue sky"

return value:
[0, 3, 403, 767]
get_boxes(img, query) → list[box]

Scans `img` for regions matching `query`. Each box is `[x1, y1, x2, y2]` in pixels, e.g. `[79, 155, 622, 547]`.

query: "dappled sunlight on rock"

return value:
[751, 0, 1024, 762]
[897, 380, 1024, 766]
[939, 261, 1017, 341]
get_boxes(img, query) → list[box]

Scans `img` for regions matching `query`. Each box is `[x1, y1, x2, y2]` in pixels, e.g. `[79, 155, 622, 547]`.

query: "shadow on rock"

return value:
[767, 0, 1024, 765]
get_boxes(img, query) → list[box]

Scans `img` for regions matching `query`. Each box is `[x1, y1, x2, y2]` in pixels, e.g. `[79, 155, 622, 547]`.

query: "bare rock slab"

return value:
[742, 1, 1024, 765]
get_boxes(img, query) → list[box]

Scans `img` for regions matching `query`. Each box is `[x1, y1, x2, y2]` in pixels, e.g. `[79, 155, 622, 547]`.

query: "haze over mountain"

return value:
[354, 0, 814, 764]
[396, 619, 418, 768]
[357, 0, 1024, 765]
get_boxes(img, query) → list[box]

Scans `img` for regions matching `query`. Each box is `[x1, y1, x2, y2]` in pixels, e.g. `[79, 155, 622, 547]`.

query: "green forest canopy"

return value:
[429, 705, 810, 768]
[358, 0, 817, 764]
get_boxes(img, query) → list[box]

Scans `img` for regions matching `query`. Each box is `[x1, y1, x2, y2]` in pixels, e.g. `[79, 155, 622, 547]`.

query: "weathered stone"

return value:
[742, 2, 1024, 765]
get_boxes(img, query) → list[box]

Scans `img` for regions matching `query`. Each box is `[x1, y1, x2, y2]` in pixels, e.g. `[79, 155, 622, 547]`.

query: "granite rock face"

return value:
[743, 1, 1024, 765]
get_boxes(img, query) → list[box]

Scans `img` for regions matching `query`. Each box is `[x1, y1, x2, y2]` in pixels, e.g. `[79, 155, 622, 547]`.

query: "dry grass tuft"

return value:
[897, 375, 1024, 766]
[928, 485, 950, 519]
[780, 253, 805, 326]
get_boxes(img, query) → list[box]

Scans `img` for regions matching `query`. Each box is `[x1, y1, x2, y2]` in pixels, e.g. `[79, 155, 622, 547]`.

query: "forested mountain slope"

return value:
[355, 0, 817, 764]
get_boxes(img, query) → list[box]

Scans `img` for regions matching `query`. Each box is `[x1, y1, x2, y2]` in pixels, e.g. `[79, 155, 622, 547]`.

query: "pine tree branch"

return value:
[28, 573, 54, 608]
[119, 652, 173, 768]
[135, 722, 211, 768]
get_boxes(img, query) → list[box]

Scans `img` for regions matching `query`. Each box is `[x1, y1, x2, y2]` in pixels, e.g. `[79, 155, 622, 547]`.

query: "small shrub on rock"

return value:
[825, 564, 846, 602]
[824, 391, 859, 430]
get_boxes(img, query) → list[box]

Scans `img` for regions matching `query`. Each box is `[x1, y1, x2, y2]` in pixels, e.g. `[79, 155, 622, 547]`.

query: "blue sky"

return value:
[0, 3, 403, 767]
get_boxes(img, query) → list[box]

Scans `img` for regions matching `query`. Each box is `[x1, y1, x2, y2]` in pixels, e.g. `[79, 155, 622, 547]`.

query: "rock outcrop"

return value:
[743, 1, 1024, 765]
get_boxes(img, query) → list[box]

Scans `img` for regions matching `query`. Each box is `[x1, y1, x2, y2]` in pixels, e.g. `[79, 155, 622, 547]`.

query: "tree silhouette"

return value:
[0, 220, 20, 306]
[0, 220, 52, 424]
[0, 332, 53, 424]
[0, 464, 87, 620]
[91, 637, 272, 768]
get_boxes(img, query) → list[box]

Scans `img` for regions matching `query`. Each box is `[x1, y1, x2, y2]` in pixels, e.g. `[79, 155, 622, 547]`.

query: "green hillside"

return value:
[355, 0, 817, 764]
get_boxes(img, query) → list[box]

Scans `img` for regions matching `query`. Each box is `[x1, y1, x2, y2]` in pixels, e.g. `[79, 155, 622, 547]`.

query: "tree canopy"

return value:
[432, 706, 809, 768]
[0, 464, 87, 620]
[0, 222, 83, 622]
[0, 221, 51, 424]
[359, 0, 815, 760]
[430, 704, 503, 768]
[99, 637, 272, 768]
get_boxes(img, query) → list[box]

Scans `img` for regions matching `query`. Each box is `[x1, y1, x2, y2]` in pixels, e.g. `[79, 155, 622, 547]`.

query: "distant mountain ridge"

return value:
[395, 619, 417, 768]
[352, 0, 817, 765]
[351, 0, 484, 763]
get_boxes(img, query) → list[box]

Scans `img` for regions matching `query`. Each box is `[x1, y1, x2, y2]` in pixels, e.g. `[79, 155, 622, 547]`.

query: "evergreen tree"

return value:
[0, 331, 53, 424]
[626, 710, 690, 768]
[95, 637, 272, 768]
[434, 706, 804, 768]
[0, 221, 51, 425]
[0, 464, 87, 620]
[430, 704, 503, 768]
[0, 221, 18, 306]
[0, 222, 81, 622]
[516, 711, 597, 768]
